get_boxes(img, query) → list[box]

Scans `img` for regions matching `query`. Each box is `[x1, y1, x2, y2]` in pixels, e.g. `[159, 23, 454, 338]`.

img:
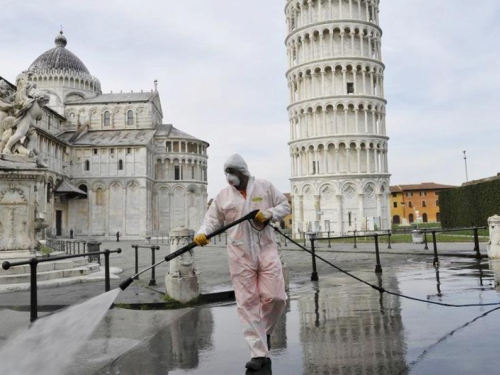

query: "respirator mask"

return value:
[226, 173, 240, 187]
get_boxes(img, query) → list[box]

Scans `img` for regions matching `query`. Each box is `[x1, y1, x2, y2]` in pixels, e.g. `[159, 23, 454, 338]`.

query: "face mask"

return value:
[226, 173, 240, 187]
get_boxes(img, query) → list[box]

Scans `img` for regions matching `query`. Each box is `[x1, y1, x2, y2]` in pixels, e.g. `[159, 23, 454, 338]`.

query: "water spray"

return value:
[119, 209, 260, 291]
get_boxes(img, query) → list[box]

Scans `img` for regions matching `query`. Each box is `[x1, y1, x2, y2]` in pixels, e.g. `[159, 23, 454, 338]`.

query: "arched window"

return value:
[423, 213, 428, 223]
[96, 188, 104, 205]
[392, 215, 400, 225]
[422, 201, 427, 207]
[118, 160, 123, 170]
[408, 201, 413, 208]
[103, 111, 110, 126]
[78, 184, 88, 199]
[46, 183, 52, 202]
[84, 160, 90, 171]
[127, 110, 134, 126]
[409, 213, 414, 224]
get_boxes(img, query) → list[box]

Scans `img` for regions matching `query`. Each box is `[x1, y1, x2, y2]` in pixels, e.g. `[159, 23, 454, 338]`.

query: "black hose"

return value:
[119, 209, 260, 291]
[273, 226, 500, 308]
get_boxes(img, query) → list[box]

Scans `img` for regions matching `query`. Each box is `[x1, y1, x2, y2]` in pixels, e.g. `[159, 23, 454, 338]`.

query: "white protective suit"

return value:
[198, 154, 290, 358]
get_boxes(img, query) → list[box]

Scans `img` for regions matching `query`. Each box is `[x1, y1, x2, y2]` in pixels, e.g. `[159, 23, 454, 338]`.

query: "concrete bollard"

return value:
[165, 227, 200, 303]
[487, 215, 500, 258]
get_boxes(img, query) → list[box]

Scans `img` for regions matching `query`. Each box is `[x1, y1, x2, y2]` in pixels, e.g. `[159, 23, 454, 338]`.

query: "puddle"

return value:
[98, 259, 500, 374]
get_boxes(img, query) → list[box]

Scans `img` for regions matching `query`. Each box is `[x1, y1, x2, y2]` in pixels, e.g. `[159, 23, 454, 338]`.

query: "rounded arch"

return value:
[126, 179, 141, 190]
[173, 185, 186, 195]
[92, 180, 107, 191]
[341, 181, 359, 196]
[302, 183, 315, 198]
[109, 180, 123, 190]
[187, 184, 199, 194]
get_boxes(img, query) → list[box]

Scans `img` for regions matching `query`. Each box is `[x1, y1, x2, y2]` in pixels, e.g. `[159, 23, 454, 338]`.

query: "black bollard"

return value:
[310, 234, 319, 281]
[432, 230, 439, 266]
[149, 246, 159, 286]
[473, 228, 481, 259]
[328, 231, 331, 248]
[353, 230, 357, 249]
[70, 228, 74, 239]
[424, 230, 429, 250]
[374, 234, 382, 273]
[104, 250, 111, 292]
[116, 231, 120, 242]
[30, 258, 39, 322]
[133, 245, 139, 278]
[387, 230, 392, 249]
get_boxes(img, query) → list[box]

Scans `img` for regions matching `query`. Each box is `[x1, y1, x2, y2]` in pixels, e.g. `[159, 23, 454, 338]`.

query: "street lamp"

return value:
[463, 150, 469, 182]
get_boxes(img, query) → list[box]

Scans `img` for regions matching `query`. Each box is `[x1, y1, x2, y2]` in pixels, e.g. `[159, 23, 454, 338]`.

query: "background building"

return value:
[389, 183, 455, 225]
[285, 0, 390, 236]
[8, 32, 209, 239]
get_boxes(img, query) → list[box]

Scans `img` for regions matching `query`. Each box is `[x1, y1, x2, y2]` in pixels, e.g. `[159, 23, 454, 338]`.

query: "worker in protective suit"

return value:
[194, 154, 290, 371]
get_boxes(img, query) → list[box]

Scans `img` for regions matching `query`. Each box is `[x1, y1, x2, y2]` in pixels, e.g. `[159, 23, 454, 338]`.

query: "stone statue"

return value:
[0, 80, 15, 140]
[2, 91, 49, 156]
[14, 74, 34, 113]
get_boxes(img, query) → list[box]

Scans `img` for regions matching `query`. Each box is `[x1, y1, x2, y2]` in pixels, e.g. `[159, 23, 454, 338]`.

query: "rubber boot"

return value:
[245, 357, 270, 371]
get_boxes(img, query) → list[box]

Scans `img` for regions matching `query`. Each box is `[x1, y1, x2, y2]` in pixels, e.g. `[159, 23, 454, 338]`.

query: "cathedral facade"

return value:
[8, 32, 208, 239]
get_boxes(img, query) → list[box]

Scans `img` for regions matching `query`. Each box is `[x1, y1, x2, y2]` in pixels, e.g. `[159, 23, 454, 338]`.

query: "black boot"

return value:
[245, 357, 270, 371]
[267, 334, 271, 350]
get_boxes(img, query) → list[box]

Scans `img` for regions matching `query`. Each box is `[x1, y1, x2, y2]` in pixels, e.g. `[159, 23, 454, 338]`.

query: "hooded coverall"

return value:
[197, 155, 290, 358]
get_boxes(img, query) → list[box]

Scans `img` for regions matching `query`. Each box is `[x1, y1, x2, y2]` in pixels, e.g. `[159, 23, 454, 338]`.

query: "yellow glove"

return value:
[255, 210, 273, 223]
[194, 234, 209, 247]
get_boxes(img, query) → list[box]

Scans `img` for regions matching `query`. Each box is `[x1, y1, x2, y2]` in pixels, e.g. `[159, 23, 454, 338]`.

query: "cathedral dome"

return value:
[28, 31, 90, 74]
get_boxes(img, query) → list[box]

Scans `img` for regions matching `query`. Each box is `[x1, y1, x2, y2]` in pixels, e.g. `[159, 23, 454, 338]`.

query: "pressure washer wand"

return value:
[119, 209, 259, 291]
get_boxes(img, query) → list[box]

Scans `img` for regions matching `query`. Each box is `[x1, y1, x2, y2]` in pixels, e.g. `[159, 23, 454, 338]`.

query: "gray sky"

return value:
[1, 0, 499, 198]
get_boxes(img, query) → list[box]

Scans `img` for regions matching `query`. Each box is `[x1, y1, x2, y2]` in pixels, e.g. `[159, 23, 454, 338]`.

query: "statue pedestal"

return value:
[0, 154, 38, 170]
[165, 274, 200, 303]
[487, 215, 500, 259]
[488, 260, 500, 288]
[165, 227, 200, 303]
[0, 170, 46, 260]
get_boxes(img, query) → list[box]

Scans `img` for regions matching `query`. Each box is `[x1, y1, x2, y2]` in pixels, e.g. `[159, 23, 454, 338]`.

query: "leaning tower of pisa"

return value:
[285, 0, 390, 236]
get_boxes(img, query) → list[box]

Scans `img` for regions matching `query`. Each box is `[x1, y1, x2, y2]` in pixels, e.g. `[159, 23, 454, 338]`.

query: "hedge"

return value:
[440, 179, 500, 228]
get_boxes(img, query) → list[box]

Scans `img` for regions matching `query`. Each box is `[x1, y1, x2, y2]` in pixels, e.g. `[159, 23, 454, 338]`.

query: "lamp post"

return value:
[463, 150, 469, 182]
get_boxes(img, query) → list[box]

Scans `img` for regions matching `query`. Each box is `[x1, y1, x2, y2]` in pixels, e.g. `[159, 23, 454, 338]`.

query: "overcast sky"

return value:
[1, 0, 499, 198]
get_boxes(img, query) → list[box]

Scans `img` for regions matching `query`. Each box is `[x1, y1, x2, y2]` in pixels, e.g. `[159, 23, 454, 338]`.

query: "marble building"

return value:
[3, 31, 208, 239]
[285, 0, 390, 235]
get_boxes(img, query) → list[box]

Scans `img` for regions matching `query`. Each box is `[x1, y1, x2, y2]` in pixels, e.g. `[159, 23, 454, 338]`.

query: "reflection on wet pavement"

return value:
[99, 259, 500, 375]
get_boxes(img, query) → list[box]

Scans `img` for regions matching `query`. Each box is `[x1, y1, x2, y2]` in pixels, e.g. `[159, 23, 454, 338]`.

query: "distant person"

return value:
[194, 154, 290, 371]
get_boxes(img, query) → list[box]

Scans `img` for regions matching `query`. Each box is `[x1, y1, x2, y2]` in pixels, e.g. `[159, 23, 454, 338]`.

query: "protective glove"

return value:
[255, 210, 273, 223]
[194, 233, 209, 247]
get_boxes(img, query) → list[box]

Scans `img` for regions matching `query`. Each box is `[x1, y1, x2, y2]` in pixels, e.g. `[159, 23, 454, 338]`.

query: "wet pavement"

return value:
[2, 240, 500, 374]
[80, 257, 500, 374]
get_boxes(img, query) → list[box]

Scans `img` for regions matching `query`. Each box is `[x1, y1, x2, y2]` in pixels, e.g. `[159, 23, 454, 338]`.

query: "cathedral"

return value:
[3, 31, 209, 239]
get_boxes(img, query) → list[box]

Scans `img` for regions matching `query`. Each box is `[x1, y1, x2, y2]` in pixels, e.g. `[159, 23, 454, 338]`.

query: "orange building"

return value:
[389, 183, 455, 225]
